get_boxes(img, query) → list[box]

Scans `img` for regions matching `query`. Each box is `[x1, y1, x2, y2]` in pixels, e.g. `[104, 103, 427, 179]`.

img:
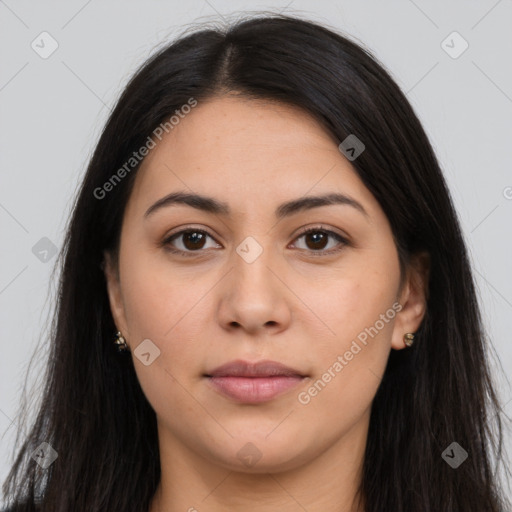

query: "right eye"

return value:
[162, 228, 222, 256]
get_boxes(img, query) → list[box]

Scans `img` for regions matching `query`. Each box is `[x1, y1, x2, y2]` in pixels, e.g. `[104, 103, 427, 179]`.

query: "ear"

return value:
[391, 251, 430, 350]
[103, 250, 130, 346]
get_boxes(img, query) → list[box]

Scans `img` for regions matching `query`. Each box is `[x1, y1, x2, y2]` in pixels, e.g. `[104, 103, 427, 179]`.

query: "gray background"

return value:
[1, 0, 511, 502]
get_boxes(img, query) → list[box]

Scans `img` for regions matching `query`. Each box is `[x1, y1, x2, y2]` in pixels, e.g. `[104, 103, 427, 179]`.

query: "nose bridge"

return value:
[232, 234, 276, 297]
[216, 233, 290, 333]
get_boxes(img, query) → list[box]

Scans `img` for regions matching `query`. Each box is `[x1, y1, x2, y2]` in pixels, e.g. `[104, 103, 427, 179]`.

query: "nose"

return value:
[216, 244, 292, 336]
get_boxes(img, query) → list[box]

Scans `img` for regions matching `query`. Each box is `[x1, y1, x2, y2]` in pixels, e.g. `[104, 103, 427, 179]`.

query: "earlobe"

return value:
[391, 251, 430, 350]
[103, 251, 129, 342]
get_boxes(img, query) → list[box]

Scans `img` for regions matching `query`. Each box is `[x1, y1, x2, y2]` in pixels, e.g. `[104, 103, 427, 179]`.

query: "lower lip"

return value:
[207, 376, 305, 403]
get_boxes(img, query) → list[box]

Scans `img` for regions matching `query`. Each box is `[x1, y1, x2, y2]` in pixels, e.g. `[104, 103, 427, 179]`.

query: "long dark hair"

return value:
[3, 13, 510, 512]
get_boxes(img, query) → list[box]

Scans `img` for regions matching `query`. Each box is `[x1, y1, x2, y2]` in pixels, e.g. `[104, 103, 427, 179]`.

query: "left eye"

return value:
[291, 228, 348, 253]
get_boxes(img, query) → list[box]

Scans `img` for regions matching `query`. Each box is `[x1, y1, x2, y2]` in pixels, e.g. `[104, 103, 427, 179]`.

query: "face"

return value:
[105, 95, 428, 474]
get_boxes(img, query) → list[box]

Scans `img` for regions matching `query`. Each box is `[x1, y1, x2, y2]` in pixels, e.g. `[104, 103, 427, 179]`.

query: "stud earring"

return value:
[403, 333, 415, 347]
[114, 331, 129, 352]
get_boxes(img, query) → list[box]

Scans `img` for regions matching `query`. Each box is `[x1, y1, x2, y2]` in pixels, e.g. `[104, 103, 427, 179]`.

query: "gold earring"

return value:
[403, 333, 415, 347]
[114, 331, 129, 352]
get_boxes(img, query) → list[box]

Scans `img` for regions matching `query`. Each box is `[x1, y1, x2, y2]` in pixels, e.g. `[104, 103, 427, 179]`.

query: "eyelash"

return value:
[161, 225, 350, 258]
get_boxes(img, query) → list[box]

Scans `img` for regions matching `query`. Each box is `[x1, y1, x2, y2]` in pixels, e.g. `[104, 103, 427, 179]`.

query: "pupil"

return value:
[307, 232, 327, 250]
[184, 231, 205, 250]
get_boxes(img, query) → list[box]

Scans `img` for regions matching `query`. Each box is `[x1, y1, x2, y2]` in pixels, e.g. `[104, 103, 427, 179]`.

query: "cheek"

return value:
[119, 258, 207, 422]
[119, 248, 216, 388]
[120, 246, 202, 338]
[296, 255, 399, 409]
[297, 253, 400, 348]
[296, 285, 395, 429]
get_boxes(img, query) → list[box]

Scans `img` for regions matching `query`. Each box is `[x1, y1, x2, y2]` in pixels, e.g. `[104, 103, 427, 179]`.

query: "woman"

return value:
[2, 13, 510, 512]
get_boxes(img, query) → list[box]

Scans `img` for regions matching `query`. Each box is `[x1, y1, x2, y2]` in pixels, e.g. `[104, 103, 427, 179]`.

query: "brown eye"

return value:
[292, 227, 348, 255]
[181, 231, 207, 250]
[163, 229, 221, 255]
[304, 231, 329, 250]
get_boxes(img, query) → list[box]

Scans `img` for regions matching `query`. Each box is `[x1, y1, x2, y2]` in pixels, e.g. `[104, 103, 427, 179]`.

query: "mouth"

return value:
[204, 359, 307, 404]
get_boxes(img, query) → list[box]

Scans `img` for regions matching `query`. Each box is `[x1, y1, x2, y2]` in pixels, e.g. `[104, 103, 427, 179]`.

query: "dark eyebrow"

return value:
[144, 191, 368, 220]
[275, 192, 368, 219]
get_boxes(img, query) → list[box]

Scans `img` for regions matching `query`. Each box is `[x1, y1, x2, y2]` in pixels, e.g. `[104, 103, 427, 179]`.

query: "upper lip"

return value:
[206, 359, 306, 378]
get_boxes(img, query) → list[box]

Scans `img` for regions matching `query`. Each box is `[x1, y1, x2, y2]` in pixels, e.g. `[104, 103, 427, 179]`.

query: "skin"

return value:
[104, 95, 429, 512]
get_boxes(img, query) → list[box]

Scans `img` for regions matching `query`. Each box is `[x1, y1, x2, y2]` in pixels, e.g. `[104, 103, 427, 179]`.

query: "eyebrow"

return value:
[144, 191, 369, 220]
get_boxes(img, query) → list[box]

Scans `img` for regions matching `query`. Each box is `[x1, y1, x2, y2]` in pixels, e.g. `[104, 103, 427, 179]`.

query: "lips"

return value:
[205, 360, 307, 404]
[207, 360, 305, 378]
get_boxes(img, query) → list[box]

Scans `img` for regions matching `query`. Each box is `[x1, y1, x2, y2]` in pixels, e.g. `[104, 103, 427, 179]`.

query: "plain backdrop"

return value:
[1, 0, 511, 504]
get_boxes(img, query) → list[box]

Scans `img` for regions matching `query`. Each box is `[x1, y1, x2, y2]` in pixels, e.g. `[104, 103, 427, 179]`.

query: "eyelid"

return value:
[292, 224, 349, 243]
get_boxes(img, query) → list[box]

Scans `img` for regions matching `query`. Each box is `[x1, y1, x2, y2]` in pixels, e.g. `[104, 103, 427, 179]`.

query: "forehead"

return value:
[127, 95, 378, 219]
